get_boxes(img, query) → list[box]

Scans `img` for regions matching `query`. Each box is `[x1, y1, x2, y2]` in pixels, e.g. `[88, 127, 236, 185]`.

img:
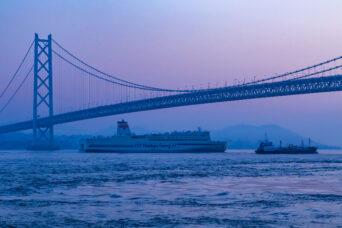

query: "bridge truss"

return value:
[0, 74, 341, 134]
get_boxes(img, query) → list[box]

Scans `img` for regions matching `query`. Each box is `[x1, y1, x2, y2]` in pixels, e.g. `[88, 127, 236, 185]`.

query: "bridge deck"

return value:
[1, 75, 341, 134]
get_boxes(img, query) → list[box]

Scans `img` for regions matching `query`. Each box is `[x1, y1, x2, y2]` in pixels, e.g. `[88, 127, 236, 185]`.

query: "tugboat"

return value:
[255, 135, 318, 154]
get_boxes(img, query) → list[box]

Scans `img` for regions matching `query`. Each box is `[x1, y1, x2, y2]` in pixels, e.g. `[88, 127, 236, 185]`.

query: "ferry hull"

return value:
[82, 143, 227, 153]
[83, 144, 227, 153]
[255, 147, 318, 154]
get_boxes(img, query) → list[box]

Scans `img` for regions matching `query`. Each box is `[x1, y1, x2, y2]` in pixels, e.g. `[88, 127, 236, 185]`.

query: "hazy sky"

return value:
[1, 0, 342, 146]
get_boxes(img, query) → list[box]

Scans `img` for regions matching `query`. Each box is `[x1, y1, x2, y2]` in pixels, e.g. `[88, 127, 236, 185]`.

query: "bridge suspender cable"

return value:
[289, 64, 342, 81]
[52, 39, 194, 93]
[52, 38, 342, 89]
[54, 44, 342, 93]
[0, 40, 34, 98]
[53, 50, 191, 92]
[244, 56, 342, 86]
[232, 64, 342, 89]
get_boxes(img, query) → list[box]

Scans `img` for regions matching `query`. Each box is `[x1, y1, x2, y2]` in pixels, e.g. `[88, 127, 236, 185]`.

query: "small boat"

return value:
[255, 136, 318, 154]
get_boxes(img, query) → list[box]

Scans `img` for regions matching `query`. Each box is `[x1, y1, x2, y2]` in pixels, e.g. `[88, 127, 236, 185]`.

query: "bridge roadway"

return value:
[1, 75, 342, 134]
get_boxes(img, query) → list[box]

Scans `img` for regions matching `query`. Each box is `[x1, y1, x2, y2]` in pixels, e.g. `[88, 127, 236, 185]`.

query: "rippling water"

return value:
[0, 150, 341, 227]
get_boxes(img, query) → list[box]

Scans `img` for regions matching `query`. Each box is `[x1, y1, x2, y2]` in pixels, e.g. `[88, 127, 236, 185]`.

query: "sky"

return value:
[1, 0, 342, 146]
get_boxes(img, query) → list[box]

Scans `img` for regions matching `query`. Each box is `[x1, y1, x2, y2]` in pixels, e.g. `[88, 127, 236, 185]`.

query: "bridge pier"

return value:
[27, 33, 58, 150]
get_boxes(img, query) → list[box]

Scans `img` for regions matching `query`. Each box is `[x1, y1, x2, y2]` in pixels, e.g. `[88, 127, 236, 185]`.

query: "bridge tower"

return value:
[29, 33, 57, 150]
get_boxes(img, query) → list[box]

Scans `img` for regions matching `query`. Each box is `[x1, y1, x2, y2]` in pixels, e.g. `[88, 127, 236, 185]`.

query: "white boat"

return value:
[80, 120, 227, 153]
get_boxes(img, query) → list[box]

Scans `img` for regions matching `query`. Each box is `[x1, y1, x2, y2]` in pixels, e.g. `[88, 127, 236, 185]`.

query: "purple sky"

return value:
[1, 0, 342, 146]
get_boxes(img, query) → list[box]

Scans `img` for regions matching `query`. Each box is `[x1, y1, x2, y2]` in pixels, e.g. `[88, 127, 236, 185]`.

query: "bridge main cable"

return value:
[0, 40, 34, 98]
[0, 65, 33, 113]
[52, 38, 195, 93]
[52, 38, 342, 90]
[242, 56, 342, 86]
[53, 50, 193, 92]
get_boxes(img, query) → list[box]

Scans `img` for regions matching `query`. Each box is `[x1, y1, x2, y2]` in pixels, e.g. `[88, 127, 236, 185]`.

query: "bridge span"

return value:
[1, 74, 341, 134]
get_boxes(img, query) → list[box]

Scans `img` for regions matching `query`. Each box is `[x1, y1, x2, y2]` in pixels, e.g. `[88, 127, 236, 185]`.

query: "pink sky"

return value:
[1, 0, 342, 146]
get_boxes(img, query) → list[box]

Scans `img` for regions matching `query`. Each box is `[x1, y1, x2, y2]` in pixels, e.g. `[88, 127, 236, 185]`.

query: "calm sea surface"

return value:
[0, 149, 341, 227]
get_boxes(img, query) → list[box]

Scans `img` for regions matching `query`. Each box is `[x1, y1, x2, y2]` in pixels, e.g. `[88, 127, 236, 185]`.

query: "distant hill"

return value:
[211, 124, 340, 149]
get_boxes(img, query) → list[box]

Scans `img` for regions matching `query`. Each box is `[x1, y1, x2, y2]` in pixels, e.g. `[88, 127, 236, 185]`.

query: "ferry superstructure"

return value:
[80, 120, 227, 153]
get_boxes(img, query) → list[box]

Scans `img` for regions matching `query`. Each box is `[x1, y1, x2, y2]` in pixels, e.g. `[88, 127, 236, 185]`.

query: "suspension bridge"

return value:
[1, 34, 342, 149]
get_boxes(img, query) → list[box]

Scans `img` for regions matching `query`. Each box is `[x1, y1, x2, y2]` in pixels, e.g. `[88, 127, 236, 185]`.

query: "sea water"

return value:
[0, 150, 341, 227]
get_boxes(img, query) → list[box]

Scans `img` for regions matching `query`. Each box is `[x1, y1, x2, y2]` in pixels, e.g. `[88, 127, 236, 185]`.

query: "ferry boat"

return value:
[255, 137, 318, 154]
[80, 120, 227, 153]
